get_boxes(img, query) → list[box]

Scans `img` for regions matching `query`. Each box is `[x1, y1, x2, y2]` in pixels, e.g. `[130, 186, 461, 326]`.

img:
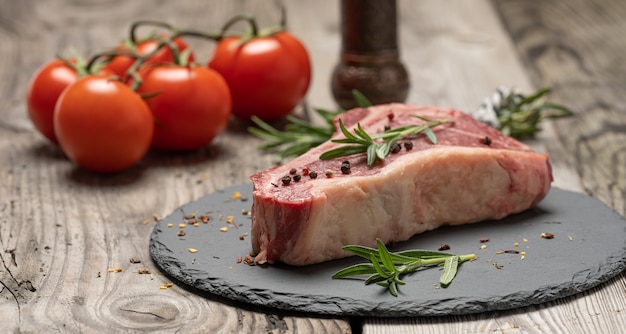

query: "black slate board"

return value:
[149, 184, 626, 317]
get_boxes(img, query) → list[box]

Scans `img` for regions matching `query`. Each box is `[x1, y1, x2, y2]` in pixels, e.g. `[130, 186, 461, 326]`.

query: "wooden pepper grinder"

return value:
[331, 0, 409, 109]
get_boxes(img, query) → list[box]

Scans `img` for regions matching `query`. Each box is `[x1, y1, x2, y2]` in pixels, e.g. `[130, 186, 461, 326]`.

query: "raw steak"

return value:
[250, 104, 552, 266]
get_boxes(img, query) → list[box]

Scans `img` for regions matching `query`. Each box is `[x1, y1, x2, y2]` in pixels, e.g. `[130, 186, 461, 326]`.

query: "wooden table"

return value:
[2, 0, 625, 332]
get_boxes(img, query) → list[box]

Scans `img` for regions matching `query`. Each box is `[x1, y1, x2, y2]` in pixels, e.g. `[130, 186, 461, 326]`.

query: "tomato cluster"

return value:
[26, 15, 311, 173]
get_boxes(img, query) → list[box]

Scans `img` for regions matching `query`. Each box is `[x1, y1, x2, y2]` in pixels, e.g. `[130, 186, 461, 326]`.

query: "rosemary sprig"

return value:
[248, 90, 373, 161]
[332, 239, 476, 297]
[248, 108, 343, 161]
[478, 87, 573, 138]
[319, 115, 452, 166]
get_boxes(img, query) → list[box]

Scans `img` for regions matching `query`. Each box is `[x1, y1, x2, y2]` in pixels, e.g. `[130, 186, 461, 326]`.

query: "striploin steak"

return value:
[250, 104, 552, 266]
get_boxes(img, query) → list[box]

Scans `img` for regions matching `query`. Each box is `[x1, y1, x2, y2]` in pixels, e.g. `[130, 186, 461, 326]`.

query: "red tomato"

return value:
[26, 59, 79, 143]
[54, 76, 154, 173]
[105, 36, 195, 78]
[208, 31, 311, 120]
[135, 65, 232, 151]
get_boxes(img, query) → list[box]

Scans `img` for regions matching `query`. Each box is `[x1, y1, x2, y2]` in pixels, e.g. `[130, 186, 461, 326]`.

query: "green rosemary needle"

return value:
[332, 239, 476, 297]
[319, 115, 453, 166]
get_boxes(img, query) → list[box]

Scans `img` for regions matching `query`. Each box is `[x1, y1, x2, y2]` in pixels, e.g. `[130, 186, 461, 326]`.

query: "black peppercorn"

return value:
[293, 174, 302, 182]
[340, 161, 351, 174]
[281, 175, 291, 185]
[309, 171, 318, 179]
[390, 142, 402, 154]
[404, 141, 413, 150]
[289, 168, 297, 175]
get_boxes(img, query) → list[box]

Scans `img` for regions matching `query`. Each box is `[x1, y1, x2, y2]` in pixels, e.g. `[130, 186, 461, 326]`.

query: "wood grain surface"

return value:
[1, 0, 625, 333]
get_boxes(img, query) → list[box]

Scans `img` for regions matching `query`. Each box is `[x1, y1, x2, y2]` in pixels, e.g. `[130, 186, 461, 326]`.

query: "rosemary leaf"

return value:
[352, 89, 373, 108]
[440, 255, 460, 287]
[331, 263, 377, 278]
[377, 239, 396, 273]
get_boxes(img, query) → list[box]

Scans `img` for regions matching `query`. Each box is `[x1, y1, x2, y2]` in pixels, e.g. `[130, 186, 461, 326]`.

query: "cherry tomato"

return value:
[105, 36, 195, 78]
[135, 65, 232, 151]
[54, 76, 154, 173]
[208, 31, 311, 121]
[26, 59, 79, 143]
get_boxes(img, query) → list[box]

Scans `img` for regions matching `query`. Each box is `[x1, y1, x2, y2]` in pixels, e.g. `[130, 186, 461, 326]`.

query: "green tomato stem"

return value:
[129, 20, 175, 45]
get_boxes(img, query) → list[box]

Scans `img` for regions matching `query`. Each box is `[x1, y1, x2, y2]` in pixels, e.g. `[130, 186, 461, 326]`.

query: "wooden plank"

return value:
[364, 0, 626, 333]
[0, 0, 350, 332]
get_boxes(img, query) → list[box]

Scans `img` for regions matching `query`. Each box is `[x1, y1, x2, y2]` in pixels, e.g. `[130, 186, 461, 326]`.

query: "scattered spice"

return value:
[384, 125, 391, 131]
[188, 248, 198, 253]
[219, 227, 229, 232]
[403, 141, 413, 150]
[325, 170, 333, 178]
[183, 214, 196, 220]
[479, 238, 490, 243]
[520, 251, 527, 260]
[514, 242, 519, 247]
[480, 136, 492, 145]
[480, 244, 488, 250]
[271, 182, 278, 187]
[293, 174, 302, 182]
[496, 249, 520, 254]
[243, 254, 255, 265]
[236, 256, 243, 264]
[568, 235, 573, 241]
[167, 223, 174, 228]
[138, 269, 152, 274]
[281, 175, 292, 185]
[309, 171, 318, 179]
[301, 168, 309, 176]
[179, 223, 187, 229]
[289, 168, 297, 175]
[239, 232, 249, 240]
[177, 230, 186, 237]
[129, 258, 141, 264]
[340, 161, 351, 174]
[231, 191, 242, 200]
[540, 232, 555, 239]
[438, 243, 450, 251]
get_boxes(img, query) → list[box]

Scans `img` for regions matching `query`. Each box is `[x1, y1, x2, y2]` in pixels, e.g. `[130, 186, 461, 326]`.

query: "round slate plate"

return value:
[149, 184, 626, 317]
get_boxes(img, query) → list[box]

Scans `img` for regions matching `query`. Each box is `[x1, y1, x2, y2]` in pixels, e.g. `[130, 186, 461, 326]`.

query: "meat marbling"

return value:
[250, 104, 553, 266]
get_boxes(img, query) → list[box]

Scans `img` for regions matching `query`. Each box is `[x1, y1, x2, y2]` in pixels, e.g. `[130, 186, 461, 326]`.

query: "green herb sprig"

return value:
[319, 115, 453, 166]
[248, 108, 343, 162]
[332, 239, 476, 297]
[485, 87, 573, 138]
[248, 90, 370, 162]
